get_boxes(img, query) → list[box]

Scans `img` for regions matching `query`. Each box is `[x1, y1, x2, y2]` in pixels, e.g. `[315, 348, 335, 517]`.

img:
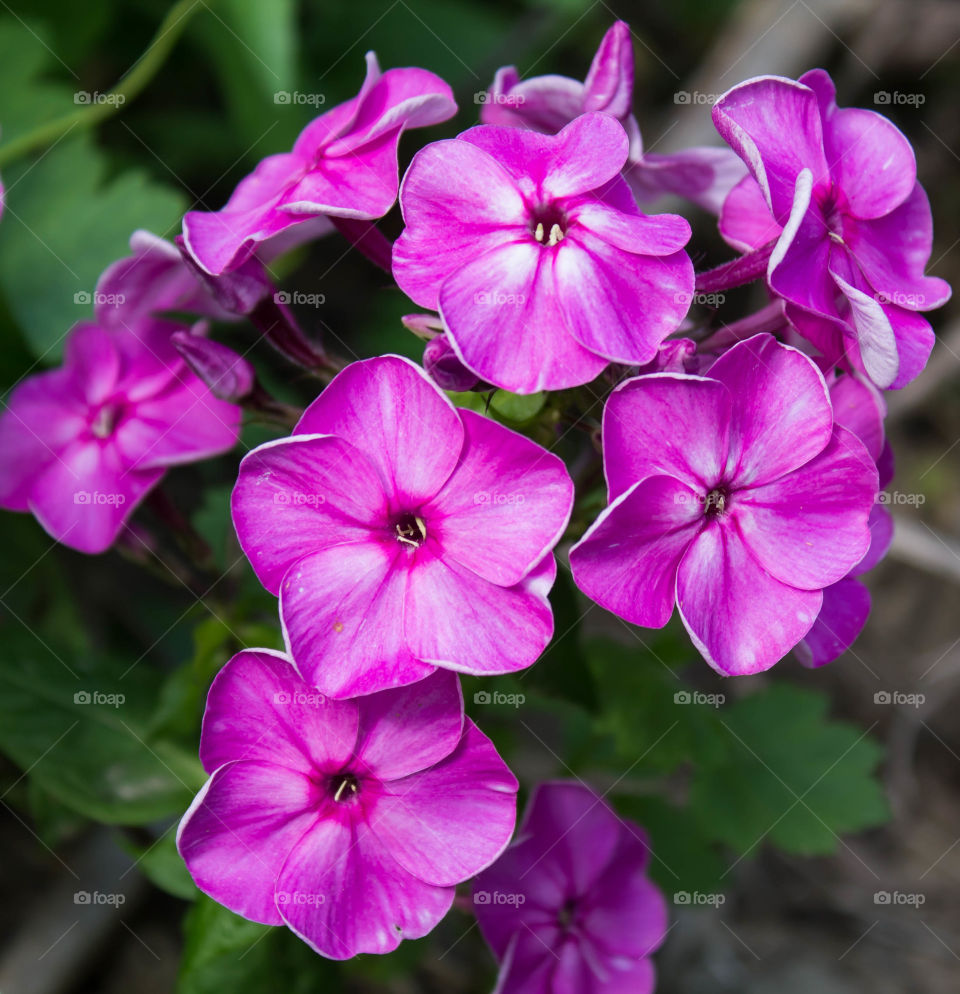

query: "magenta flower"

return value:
[713, 70, 950, 388]
[231, 355, 574, 697]
[796, 374, 893, 667]
[183, 52, 456, 276]
[393, 112, 694, 394]
[0, 319, 241, 553]
[570, 334, 878, 675]
[482, 20, 746, 214]
[473, 781, 668, 994]
[178, 650, 517, 959]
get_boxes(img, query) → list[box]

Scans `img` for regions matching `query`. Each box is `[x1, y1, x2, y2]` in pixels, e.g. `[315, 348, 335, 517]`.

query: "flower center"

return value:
[820, 186, 845, 244]
[704, 486, 730, 519]
[530, 204, 567, 247]
[90, 403, 121, 439]
[557, 898, 577, 930]
[331, 773, 360, 803]
[394, 512, 427, 548]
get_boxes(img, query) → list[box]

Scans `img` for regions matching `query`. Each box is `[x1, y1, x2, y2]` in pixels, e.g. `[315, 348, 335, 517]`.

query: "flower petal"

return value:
[404, 547, 555, 674]
[231, 434, 389, 595]
[280, 540, 435, 698]
[369, 719, 517, 887]
[425, 409, 573, 586]
[853, 503, 894, 576]
[295, 355, 464, 509]
[708, 334, 833, 487]
[570, 475, 703, 628]
[676, 521, 822, 675]
[628, 145, 748, 215]
[199, 649, 358, 775]
[570, 197, 691, 255]
[718, 174, 782, 251]
[602, 374, 731, 499]
[480, 67, 585, 131]
[795, 577, 870, 668]
[583, 21, 634, 118]
[438, 240, 607, 393]
[177, 760, 319, 926]
[354, 669, 464, 781]
[277, 814, 454, 959]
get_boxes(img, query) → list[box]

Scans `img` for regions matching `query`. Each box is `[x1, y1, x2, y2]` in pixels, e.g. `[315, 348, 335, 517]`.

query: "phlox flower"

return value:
[178, 650, 517, 959]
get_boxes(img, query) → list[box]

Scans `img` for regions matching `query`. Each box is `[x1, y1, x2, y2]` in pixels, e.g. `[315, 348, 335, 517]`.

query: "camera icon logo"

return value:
[473, 691, 492, 705]
[74, 691, 91, 704]
[474, 891, 490, 905]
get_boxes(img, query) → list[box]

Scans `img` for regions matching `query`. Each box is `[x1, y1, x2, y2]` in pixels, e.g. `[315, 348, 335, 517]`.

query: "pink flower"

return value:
[183, 52, 456, 275]
[713, 70, 951, 388]
[0, 319, 241, 553]
[473, 781, 668, 994]
[231, 355, 574, 697]
[393, 112, 694, 393]
[796, 374, 893, 667]
[570, 334, 878, 675]
[178, 650, 517, 959]
[482, 21, 746, 214]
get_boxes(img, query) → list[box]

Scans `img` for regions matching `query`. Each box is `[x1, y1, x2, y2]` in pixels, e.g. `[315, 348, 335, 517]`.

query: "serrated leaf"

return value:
[689, 685, 889, 856]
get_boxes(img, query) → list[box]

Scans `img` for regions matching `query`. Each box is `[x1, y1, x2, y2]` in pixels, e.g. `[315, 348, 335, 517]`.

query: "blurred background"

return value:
[0, 0, 958, 991]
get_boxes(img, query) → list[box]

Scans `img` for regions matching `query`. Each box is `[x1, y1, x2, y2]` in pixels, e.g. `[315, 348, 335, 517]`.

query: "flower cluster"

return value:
[0, 19, 949, 990]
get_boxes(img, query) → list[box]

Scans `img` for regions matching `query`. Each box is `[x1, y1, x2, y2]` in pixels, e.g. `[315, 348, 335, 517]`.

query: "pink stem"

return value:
[695, 239, 776, 293]
[331, 216, 394, 272]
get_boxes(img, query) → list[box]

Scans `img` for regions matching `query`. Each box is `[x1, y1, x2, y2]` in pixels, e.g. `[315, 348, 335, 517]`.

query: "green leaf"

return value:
[689, 685, 889, 856]
[490, 390, 546, 423]
[120, 828, 198, 901]
[179, 896, 340, 994]
[0, 134, 185, 358]
[0, 632, 200, 823]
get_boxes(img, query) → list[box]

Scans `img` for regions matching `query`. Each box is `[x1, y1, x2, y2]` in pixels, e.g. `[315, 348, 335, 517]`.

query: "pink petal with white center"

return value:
[570, 198, 691, 255]
[231, 434, 389, 595]
[404, 546, 555, 674]
[279, 540, 435, 699]
[369, 720, 518, 887]
[353, 669, 463, 781]
[177, 759, 319, 926]
[438, 239, 607, 393]
[822, 106, 915, 219]
[199, 649, 359, 775]
[114, 370, 240, 471]
[393, 138, 527, 310]
[719, 174, 782, 251]
[555, 230, 693, 366]
[277, 814, 454, 959]
[712, 76, 830, 222]
[795, 577, 870, 668]
[736, 425, 876, 590]
[843, 184, 951, 311]
[602, 374, 732, 499]
[295, 355, 464, 509]
[570, 475, 703, 628]
[676, 519, 822, 675]
[708, 334, 833, 487]
[425, 409, 573, 587]
[29, 440, 162, 554]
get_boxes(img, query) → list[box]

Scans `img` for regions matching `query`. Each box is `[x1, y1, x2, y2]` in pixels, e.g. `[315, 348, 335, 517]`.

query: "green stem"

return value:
[0, 0, 205, 170]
